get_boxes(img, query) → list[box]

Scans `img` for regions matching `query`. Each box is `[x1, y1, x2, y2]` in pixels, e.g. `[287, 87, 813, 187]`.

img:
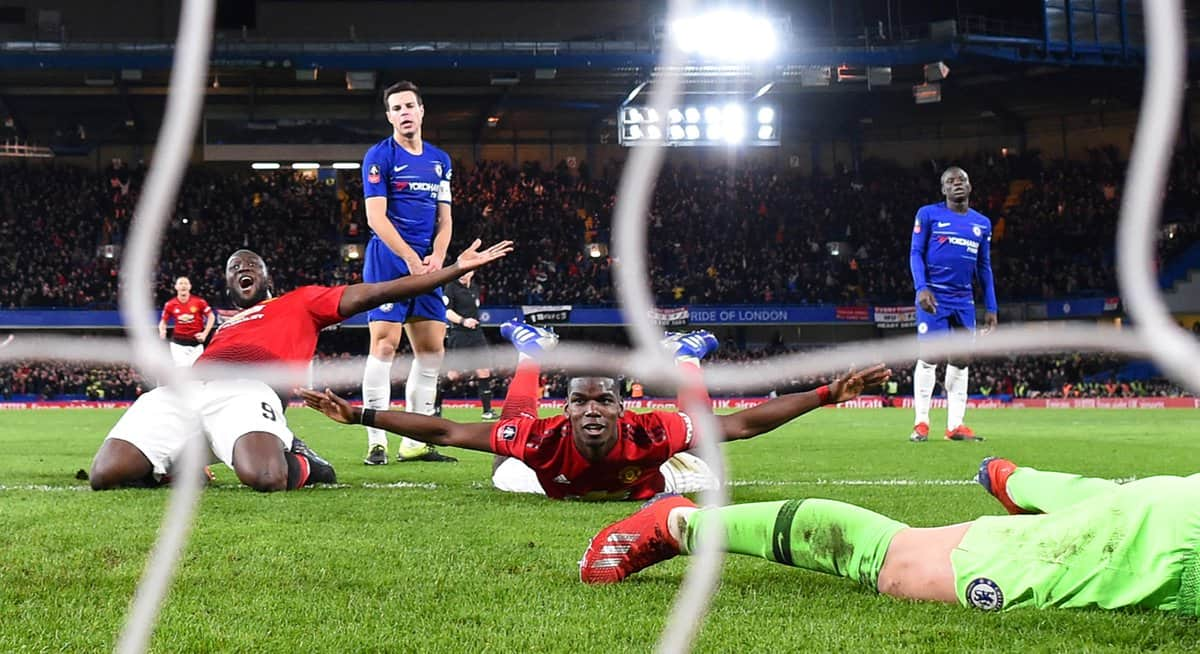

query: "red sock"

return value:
[675, 360, 712, 409]
[285, 452, 310, 490]
[501, 359, 541, 420]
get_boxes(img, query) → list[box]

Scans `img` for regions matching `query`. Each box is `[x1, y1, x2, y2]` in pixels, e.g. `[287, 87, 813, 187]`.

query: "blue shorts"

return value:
[915, 302, 976, 340]
[362, 237, 446, 324]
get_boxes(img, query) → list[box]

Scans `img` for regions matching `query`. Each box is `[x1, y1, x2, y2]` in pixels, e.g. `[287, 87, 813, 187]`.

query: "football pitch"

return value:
[2, 407, 1199, 653]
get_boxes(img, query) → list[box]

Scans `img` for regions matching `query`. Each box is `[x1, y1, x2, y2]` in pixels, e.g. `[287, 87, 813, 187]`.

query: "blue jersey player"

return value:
[360, 81, 457, 464]
[908, 167, 997, 443]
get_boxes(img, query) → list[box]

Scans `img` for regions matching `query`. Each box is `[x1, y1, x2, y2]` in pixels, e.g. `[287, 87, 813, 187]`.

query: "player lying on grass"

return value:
[88, 239, 513, 492]
[580, 457, 1200, 618]
[302, 321, 891, 501]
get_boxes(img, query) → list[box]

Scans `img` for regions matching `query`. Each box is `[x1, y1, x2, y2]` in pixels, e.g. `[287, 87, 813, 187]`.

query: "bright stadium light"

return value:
[669, 10, 779, 61]
[331, 162, 360, 170]
[291, 162, 320, 170]
[618, 98, 778, 147]
[724, 122, 744, 144]
[251, 162, 280, 170]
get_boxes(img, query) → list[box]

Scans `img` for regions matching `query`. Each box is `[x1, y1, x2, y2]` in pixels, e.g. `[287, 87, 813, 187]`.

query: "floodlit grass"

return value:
[1, 406, 1198, 652]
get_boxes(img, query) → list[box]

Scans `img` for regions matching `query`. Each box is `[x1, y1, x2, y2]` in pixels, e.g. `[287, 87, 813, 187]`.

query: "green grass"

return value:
[2, 407, 1199, 652]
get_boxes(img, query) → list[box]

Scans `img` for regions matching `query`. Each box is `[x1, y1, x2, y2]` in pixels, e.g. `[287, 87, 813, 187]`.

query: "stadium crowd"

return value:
[3, 348, 1187, 402]
[0, 146, 1198, 309]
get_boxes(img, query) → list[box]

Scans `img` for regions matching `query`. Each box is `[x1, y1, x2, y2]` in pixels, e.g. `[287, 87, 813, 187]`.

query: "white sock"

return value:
[946, 364, 969, 431]
[401, 356, 441, 450]
[362, 355, 393, 449]
[913, 360, 937, 426]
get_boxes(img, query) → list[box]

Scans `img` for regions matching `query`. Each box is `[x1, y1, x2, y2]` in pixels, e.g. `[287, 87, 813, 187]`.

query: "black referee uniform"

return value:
[441, 276, 495, 417]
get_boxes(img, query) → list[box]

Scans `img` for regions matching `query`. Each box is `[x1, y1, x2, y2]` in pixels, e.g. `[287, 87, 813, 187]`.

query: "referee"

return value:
[438, 269, 496, 419]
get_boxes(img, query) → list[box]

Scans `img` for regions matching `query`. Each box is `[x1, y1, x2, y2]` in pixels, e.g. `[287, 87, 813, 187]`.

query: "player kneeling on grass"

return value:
[302, 320, 890, 501]
[88, 239, 512, 492]
[581, 457, 1200, 619]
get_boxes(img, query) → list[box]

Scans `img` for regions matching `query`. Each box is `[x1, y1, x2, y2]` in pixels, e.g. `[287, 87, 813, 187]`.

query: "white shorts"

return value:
[491, 452, 719, 496]
[168, 342, 204, 367]
[104, 379, 294, 477]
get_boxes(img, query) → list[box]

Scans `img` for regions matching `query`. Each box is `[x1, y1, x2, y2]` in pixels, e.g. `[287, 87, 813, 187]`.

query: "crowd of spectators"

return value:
[3, 347, 1187, 402]
[2, 146, 1199, 310]
[0, 361, 145, 400]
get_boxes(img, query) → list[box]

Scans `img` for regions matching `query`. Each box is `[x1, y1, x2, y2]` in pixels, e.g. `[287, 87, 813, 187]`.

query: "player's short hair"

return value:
[941, 166, 969, 184]
[226, 249, 268, 275]
[568, 376, 622, 398]
[174, 276, 190, 285]
[382, 81, 423, 108]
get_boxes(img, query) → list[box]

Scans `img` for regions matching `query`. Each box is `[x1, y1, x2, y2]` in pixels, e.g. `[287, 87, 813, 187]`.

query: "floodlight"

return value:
[646, 125, 662, 140]
[291, 163, 320, 170]
[706, 125, 723, 141]
[628, 124, 643, 140]
[668, 108, 684, 124]
[332, 162, 360, 170]
[722, 104, 744, 125]
[757, 107, 775, 124]
[669, 10, 779, 61]
[669, 125, 685, 140]
[758, 125, 774, 140]
[685, 125, 700, 140]
[684, 107, 700, 123]
[645, 108, 659, 124]
[251, 162, 280, 170]
[723, 123, 745, 144]
[752, 82, 774, 99]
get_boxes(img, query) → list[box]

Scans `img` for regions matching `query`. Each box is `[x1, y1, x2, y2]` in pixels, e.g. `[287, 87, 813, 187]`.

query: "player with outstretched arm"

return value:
[303, 321, 891, 501]
[88, 239, 512, 493]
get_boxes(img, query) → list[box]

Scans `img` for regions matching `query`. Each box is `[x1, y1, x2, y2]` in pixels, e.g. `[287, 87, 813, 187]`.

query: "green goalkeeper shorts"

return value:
[950, 475, 1200, 615]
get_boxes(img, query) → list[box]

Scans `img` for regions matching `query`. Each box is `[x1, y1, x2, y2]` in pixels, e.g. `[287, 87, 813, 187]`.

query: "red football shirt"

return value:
[198, 286, 347, 366]
[161, 296, 212, 344]
[490, 411, 695, 500]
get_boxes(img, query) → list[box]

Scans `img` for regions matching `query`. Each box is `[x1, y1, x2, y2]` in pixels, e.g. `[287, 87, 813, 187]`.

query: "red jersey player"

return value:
[89, 238, 512, 493]
[302, 321, 891, 501]
[158, 276, 215, 366]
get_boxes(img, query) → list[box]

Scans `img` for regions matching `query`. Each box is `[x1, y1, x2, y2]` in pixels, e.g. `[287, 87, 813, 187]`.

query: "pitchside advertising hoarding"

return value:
[0, 297, 1121, 328]
[5, 396, 1196, 410]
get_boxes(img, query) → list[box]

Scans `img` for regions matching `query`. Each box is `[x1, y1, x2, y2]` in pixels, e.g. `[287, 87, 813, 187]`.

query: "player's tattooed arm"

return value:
[337, 239, 513, 316]
[715, 364, 892, 441]
[300, 389, 494, 452]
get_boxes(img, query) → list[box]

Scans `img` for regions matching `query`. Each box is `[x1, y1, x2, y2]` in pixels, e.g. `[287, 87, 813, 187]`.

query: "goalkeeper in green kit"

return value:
[580, 457, 1200, 617]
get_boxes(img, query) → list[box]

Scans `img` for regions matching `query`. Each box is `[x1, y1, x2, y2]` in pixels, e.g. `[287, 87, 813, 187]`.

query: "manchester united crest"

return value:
[618, 466, 641, 485]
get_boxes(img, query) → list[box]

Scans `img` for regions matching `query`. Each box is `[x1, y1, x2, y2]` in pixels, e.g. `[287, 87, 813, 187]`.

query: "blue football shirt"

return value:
[361, 137, 452, 256]
[909, 202, 998, 312]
